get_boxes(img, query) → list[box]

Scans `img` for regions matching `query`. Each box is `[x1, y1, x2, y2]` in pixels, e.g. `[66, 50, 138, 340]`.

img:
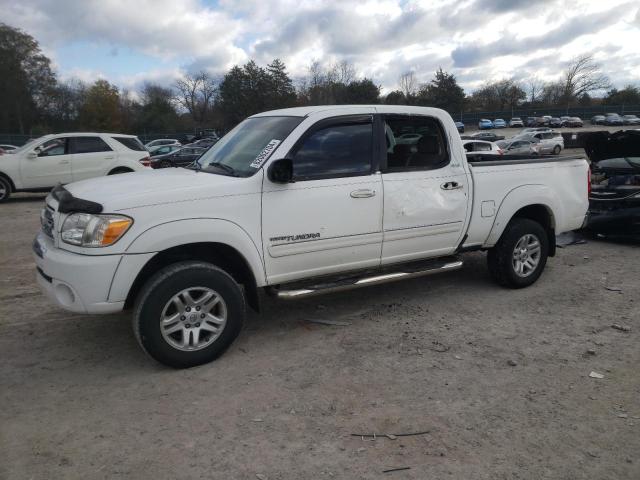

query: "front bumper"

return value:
[33, 233, 125, 314]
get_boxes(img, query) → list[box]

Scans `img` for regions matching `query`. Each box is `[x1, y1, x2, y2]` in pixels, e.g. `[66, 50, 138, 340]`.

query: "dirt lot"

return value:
[1, 194, 638, 480]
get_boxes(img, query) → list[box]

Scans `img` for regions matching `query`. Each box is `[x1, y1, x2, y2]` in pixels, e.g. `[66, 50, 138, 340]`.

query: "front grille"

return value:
[41, 205, 55, 239]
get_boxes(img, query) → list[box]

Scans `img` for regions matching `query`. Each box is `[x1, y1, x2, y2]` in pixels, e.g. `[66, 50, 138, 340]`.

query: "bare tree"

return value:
[398, 71, 417, 99]
[334, 60, 356, 84]
[527, 77, 544, 104]
[562, 54, 610, 102]
[174, 71, 218, 124]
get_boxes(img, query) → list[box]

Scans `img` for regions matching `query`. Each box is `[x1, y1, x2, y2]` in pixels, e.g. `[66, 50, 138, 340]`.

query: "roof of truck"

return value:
[251, 105, 446, 118]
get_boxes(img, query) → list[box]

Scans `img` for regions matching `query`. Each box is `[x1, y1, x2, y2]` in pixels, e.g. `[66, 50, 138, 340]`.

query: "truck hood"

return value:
[65, 168, 256, 211]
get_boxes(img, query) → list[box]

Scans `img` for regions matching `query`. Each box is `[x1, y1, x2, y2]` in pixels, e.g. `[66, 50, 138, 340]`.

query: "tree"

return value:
[527, 78, 544, 104]
[384, 90, 406, 105]
[136, 83, 178, 132]
[603, 85, 640, 106]
[174, 71, 218, 125]
[469, 78, 525, 112]
[340, 79, 380, 104]
[0, 23, 57, 133]
[265, 59, 296, 110]
[415, 68, 466, 113]
[218, 60, 271, 128]
[561, 54, 610, 106]
[46, 79, 86, 131]
[79, 80, 122, 131]
[398, 71, 417, 101]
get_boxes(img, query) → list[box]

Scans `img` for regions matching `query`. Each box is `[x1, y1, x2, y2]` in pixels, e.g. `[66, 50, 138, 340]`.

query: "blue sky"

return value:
[2, 0, 639, 94]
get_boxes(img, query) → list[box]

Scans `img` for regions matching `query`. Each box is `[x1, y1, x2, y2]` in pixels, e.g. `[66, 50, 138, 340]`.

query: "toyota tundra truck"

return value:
[33, 106, 590, 368]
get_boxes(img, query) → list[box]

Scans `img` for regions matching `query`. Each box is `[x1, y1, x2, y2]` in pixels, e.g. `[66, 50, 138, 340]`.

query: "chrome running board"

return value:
[273, 257, 463, 299]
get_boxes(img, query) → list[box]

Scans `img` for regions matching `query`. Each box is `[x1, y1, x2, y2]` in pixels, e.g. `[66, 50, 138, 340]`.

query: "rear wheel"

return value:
[552, 145, 561, 155]
[0, 176, 11, 203]
[108, 168, 133, 175]
[487, 218, 548, 288]
[133, 261, 245, 368]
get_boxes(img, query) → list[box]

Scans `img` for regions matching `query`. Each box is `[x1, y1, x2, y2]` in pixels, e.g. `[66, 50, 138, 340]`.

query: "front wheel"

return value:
[133, 261, 245, 368]
[0, 176, 11, 203]
[552, 145, 561, 155]
[487, 218, 548, 288]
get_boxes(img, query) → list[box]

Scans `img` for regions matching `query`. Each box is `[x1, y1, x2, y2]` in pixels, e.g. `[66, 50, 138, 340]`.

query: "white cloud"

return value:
[0, 0, 638, 93]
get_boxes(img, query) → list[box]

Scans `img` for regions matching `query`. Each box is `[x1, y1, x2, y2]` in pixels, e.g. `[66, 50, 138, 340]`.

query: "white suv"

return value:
[0, 133, 150, 202]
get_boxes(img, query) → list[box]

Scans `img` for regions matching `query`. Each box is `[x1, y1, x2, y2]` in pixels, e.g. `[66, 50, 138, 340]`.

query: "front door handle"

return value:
[350, 189, 376, 198]
[104, 156, 114, 160]
[441, 181, 463, 190]
[59, 160, 70, 165]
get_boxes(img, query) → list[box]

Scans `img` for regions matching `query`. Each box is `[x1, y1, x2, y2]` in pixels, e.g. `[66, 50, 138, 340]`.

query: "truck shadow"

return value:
[3, 253, 494, 378]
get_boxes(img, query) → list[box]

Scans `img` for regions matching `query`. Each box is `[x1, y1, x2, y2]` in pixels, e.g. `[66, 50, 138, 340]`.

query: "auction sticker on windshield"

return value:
[250, 139, 281, 169]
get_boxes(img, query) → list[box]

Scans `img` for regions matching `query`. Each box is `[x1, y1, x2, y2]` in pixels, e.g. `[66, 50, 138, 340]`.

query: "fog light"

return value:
[55, 283, 75, 307]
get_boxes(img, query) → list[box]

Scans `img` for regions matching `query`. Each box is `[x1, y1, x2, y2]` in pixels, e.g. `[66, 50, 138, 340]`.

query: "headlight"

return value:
[61, 213, 133, 247]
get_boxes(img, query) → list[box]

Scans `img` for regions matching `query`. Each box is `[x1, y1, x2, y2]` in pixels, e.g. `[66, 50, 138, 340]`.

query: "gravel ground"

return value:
[1, 194, 638, 480]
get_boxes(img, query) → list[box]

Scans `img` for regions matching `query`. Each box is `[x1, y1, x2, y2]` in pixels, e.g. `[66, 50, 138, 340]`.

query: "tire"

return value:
[0, 176, 11, 203]
[133, 261, 246, 368]
[552, 145, 561, 155]
[487, 218, 548, 289]
[108, 168, 133, 175]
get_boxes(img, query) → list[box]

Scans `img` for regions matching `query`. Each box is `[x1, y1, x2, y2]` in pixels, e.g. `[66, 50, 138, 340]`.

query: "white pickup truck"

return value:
[33, 106, 590, 368]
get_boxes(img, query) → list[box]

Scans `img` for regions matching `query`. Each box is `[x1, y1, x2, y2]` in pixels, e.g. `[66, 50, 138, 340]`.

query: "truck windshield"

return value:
[197, 116, 303, 177]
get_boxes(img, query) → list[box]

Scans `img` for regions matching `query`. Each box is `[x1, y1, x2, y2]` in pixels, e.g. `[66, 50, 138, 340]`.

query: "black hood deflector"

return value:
[51, 184, 103, 214]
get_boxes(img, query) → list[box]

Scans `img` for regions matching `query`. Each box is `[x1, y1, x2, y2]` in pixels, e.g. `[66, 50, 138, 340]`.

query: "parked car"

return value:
[455, 121, 465, 133]
[549, 118, 562, 128]
[526, 117, 538, 127]
[462, 139, 503, 155]
[622, 114, 640, 125]
[585, 130, 640, 235]
[144, 138, 181, 150]
[520, 127, 553, 135]
[515, 131, 564, 155]
[186, 137, 218, 148]
[470, 132, 505, 142]
[496, 139, 540, 156]
[478, 119, 493, 130]
[566, 117, 583, 127]
[534, 117, 551, 127]
[148, 144, 181, 156]
[32, 105, 590, 367]
[0, 144, 18, 153]
[509, 117, 524, 128]
[150, 147, 207, 169]
[0, 133, 150, 202]
[560, 116, 571, 125]
[604, 114, 624, 126]
[591, 115, 606, 125]
[493, 118, 507, 128]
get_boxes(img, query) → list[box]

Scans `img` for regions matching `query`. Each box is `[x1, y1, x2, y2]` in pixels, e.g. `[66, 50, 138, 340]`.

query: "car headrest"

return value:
[417, 135, 439, 154]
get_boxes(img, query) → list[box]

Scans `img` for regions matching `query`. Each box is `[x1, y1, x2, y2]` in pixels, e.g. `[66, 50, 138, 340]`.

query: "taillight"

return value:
[587, 166, 591, 195]
[139, 157, 151, 167]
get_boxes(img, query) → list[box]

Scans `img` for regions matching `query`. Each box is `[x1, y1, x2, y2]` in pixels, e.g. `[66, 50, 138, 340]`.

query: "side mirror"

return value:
[267, 158, 293, 183]
[27, 151, 38, 159]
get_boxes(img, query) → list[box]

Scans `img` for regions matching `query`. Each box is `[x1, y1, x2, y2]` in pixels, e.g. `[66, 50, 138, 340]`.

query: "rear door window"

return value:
[112, 136, 145, 151]
[73, 137, 112, 154]
[383, 115, 449, 171]
[475, 142, 491, 151]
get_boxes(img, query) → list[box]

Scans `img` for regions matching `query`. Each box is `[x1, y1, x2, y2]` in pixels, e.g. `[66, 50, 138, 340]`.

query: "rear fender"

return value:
[485, 185, 560, 247]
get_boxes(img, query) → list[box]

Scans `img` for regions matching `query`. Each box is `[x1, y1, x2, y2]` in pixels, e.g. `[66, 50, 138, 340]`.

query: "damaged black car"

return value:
[584, 130, 640, 235]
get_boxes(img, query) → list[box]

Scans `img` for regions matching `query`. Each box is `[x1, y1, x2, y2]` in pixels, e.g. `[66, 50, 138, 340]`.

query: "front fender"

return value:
[123, 217, 266, 285]
[485, 184, 560, 246]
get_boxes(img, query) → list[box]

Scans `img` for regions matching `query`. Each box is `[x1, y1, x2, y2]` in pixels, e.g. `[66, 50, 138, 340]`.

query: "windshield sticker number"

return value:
[250, 139, 281, 169]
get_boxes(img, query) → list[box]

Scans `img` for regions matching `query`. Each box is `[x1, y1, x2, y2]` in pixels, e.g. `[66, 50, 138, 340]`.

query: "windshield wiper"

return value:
[202, 162, 240, 177]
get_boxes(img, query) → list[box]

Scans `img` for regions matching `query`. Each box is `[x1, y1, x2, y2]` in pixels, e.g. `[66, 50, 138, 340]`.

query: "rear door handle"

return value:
[350, 189, 376, 198]
[104, 156, 114, 160]
[59, 160, 70, 165]
[441, 181, 463, 190]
